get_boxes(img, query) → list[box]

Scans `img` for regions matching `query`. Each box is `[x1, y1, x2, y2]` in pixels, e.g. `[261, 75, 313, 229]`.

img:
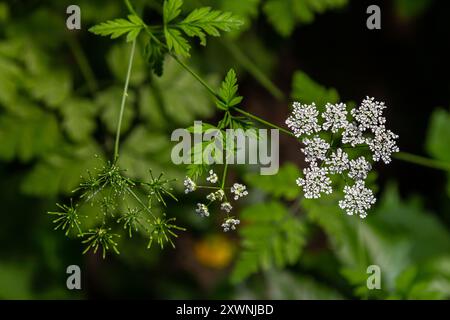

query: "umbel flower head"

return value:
[286, 97, 399, 218]
[185, 169, 247, 232]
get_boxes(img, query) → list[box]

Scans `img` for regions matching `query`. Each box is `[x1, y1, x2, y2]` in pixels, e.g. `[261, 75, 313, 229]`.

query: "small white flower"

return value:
[301, 136, 330, 163]
[367, 126, 399, 164]
[206, 192, 216, 201]
[322, 102, 348, 133]
[231, 183, 248, 201]
[195, 203, 209, 217]
[286, 102, 321, 137]
[351, 96, 386, 132]
[221, 218, 240, 232]
[206, 170, 218, 184]
[342, 122, 366, 146]
[325, 148, 350, 174]
[214, 189, 225, 201]
[339, 180, 376, 218]
[296, 163, 332, 199]
[184, 177, 196, 194]
[220, 202, 233, 213]
[348, 156, 372, 180]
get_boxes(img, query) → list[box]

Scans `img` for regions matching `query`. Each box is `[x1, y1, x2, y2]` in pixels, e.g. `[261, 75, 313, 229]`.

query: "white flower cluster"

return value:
[286, 97, 399, 218]
[231, 183, 248, 200]
[184, 177, 196, 194]
[195, 203, 209, 217]
[221, 218, 240, 232]
[184, 170, 248, 231]
[206, 170, 218, 183]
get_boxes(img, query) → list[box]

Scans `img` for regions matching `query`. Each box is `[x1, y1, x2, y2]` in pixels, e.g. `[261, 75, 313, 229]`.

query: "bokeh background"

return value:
[0, 0, 449, 299]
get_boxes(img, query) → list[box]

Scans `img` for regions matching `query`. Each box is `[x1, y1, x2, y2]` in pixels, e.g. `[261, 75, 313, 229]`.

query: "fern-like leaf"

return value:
[89, 15, 144, 42]
[231, 201, 306, 283]
[179, 7, 243, 45]
[216, 69, 243, 110]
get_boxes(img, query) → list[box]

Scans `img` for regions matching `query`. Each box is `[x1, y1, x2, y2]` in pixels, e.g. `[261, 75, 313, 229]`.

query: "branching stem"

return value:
[124, 0, 450, 173]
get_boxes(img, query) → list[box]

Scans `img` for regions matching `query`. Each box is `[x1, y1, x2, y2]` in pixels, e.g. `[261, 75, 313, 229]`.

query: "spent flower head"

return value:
[82, 227, 120, 259]
[48, 202, 83, 236]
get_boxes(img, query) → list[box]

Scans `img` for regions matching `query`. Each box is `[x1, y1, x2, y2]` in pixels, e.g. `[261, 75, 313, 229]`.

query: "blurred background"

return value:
[0, 0, 449, 299]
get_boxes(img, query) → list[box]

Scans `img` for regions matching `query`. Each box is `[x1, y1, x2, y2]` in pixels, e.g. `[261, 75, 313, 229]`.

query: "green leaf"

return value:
[304, 183, 450, 296]
[89, 15, 143, 42]
[244, 163, 301, 200]
[96, 87, 135, 134]
[215, 0, 260, 33]
[291, 70, 339, 107]
[139, 59, 216, 125]
[263, 0, 348, 37]
[145, 38, 166, 77]
[25, 70, 72, 108]
[0, 263, 33, 299]
[163, 0, 183, 24]
[263, 0, 296, 37]
[165, 26, 191, 57]
[231, 201, 306, 283]
[217, 69, 243, 110]
[0, 105, 60, 162]
[61, 98, 98, 142]
[179, 7, 243, 45]
[107, 43, 146, 85]
[395, 0, 433, 19]
[21, 144, 104, 196]
[425, 107, 450, 196]
[425, 108, 450, 162]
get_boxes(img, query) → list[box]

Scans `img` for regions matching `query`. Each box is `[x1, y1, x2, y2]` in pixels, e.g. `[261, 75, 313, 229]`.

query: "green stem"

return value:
[223, 39, 285, 101]
[234, 107, 295, 137]
[394, 152, 450, 172]
[125, 0, 450, 174]
[127, 187, 156, 219]
[124, 0, 138, 16]
[114, 39, 136, 162]
[67, 35, 98, 95]
[221, 163, 229, 190]
[170, 54, 219, 98]
[197, 185, 220, 190]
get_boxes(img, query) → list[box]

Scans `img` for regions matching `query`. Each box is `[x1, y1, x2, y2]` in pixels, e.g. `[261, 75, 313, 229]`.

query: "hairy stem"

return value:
[114, 39, 136, 162]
